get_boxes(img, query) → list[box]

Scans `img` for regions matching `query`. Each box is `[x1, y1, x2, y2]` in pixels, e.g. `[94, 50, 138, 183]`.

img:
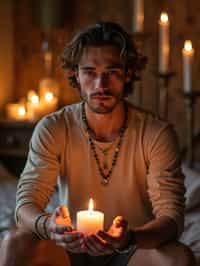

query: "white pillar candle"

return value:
[182, 40, 194, 93]
[27, 90, 39, 105]
[159, 12, 170, 74]
[6, 103, 27, 121]
[133, 0, 144, 33]
[77, 198, 104, 235]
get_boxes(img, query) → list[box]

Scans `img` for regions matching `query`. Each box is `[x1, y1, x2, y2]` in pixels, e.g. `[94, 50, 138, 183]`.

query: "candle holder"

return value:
[182, 91, 200, 168]
[157, 72, 175, 119]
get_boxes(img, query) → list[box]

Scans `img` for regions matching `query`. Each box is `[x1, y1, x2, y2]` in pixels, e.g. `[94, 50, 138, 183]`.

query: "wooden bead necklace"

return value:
[81, 102, 128, 185]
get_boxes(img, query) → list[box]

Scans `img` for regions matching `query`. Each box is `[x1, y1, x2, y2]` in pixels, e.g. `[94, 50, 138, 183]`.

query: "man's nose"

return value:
[95, 73, 108, 90]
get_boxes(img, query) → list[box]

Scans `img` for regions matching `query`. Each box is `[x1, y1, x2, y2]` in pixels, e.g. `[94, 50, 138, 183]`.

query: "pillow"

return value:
[0, 163, 18, 236]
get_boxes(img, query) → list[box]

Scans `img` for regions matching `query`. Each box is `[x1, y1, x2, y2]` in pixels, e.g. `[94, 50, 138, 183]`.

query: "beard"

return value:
[81, 89, 124, 114]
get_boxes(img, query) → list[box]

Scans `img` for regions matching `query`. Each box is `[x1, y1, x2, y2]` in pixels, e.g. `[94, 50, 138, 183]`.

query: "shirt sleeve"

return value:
[15, 114, 65, 223]
[146, 123, 185, 238]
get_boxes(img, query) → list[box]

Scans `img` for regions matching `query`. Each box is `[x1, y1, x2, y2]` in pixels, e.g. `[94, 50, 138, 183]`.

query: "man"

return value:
[0, 21, 195, 266]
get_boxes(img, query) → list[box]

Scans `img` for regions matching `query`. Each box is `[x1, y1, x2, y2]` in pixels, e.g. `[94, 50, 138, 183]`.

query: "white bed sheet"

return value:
[180, 164, 200, 264]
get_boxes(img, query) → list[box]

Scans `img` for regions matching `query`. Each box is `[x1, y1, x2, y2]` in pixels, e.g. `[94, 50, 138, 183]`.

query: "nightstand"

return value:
[0, 120, 36, 176]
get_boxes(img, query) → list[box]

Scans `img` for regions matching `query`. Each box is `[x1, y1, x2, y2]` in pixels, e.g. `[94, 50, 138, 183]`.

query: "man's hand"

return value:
[83, 216, 130, 256]
[48, 206, 85, 254]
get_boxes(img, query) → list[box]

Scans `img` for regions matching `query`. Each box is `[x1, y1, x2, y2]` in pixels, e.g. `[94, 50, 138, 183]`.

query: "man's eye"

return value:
[107, 70, 118, 76]
[83, 70, 95, 76]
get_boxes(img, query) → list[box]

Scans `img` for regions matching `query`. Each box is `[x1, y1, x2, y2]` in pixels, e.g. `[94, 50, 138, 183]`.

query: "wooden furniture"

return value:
[0, 120, 36, 176]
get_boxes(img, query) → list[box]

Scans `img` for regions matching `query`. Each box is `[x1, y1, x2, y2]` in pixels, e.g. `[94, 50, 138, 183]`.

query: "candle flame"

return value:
[18, 106, 26, 116]
[88, 198, 94, 212]
[28, 90, 39, 104]
[44, 92, 54, 102]
[184, 40, 193, 52]
[160, 12, 168, 23]
[31, 95, 39, 104]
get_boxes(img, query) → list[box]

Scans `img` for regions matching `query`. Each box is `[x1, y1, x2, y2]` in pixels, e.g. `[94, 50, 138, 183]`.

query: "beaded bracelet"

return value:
[43, 215, 51, 239]
[35, 213, 49, 240]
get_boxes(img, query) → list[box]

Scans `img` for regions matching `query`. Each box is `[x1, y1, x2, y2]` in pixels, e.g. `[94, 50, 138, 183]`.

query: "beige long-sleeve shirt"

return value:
[16, 102, 185, 236]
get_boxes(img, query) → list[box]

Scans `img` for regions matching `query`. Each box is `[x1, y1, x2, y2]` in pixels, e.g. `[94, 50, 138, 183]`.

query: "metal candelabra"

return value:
[157, 72, 175, 119]
[182, 91, 200, 168]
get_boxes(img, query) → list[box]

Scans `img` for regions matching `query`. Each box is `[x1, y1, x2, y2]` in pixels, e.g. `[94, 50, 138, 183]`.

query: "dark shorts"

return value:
[69, 246, 137, 266]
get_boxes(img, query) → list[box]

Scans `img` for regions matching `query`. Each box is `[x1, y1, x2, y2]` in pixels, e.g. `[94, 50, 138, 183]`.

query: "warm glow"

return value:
[184, 40, 193, 52]
[160, 12, 168, 23]
[18, 106, 26, 116]
[88, 198, 94, 212]
[31, 95, 39, 104]
[44, 92, 54, 102]
[28, 90, 39, 104]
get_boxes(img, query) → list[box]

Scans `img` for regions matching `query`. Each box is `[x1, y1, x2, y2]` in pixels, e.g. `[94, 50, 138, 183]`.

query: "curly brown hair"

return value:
[61, 21, 147, 96]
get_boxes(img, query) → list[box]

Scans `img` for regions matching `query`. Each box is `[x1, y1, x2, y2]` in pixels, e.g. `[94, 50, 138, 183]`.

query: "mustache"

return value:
[90, 91, 114, 97]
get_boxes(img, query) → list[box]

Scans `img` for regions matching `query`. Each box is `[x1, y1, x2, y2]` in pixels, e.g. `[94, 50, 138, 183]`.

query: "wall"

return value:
[2, 0, 200, 153]
[0, 0, 14, 110]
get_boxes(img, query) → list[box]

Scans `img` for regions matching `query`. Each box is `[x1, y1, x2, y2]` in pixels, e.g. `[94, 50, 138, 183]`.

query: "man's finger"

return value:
[84, 234, 113, 255]
[97, 230, 114, 242]
[59, 205, 71, 219]
[50, 223, 72, 234]
[52, 231, 82, 243]
[113, 216, 128, 228]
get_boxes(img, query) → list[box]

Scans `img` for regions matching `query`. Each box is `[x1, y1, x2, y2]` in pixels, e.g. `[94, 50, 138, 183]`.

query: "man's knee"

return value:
[0, 228, 39, 266]
[0, 228, 71, 266]
[1, 228, 38, 251]
[128, 241, 196, 266]
[158, 241, 196, 266]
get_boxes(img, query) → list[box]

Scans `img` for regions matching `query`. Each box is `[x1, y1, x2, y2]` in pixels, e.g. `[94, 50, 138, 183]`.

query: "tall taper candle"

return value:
[159, 12, 170, 74]
[133, 0, 144, 33]
[182, 40, 194, 93]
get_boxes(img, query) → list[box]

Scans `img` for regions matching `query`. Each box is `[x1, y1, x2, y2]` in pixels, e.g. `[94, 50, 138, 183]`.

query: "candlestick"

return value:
[159, 12, 170, 74]
[77, 198, 104, 235]
[182, 91, 200, 168]
[157, 72, 175, 119]
[132, 0, 144, 33]
[182, 40, 194, 93]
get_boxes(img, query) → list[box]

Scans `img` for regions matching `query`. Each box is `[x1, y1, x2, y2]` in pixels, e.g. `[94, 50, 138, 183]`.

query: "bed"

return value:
[0, 163, 199, 264]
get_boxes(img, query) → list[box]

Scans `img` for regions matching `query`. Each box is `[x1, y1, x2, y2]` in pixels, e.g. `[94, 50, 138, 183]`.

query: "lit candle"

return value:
[44, 92, 54, 102]
[17, 105, 26, 119]
[28, 91, 58, 120]
[28, 90, 39, 105]
[6, 103, 27, 120]
[42, 91, 58, 114]
[77, 198, 104, 235]
[27, 90, 41, 121]
[182, 40, 194, 93]
[159, 12, 170, 74]
[133, 0, 144, 33]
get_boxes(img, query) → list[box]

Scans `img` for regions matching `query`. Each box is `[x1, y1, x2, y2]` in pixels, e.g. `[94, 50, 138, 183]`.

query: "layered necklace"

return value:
[82, 102, 128, 185]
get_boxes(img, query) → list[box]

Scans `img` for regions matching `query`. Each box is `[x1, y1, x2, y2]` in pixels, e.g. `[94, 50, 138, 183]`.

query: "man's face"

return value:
[76, 45, 130, 114]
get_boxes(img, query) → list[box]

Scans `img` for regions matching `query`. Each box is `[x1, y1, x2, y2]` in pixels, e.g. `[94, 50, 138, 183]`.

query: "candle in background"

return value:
[44, 91, 54, 102]
[28, 90, 39, 105]
[42, 91, 58, 115]
[27, 90, 41, 121]
[159, 12, 170, 74]
[182, 40, 194, 93]
[133, 0, 144, 33]
[6, 103, 27, 121]
[77, 198, 104, 235]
